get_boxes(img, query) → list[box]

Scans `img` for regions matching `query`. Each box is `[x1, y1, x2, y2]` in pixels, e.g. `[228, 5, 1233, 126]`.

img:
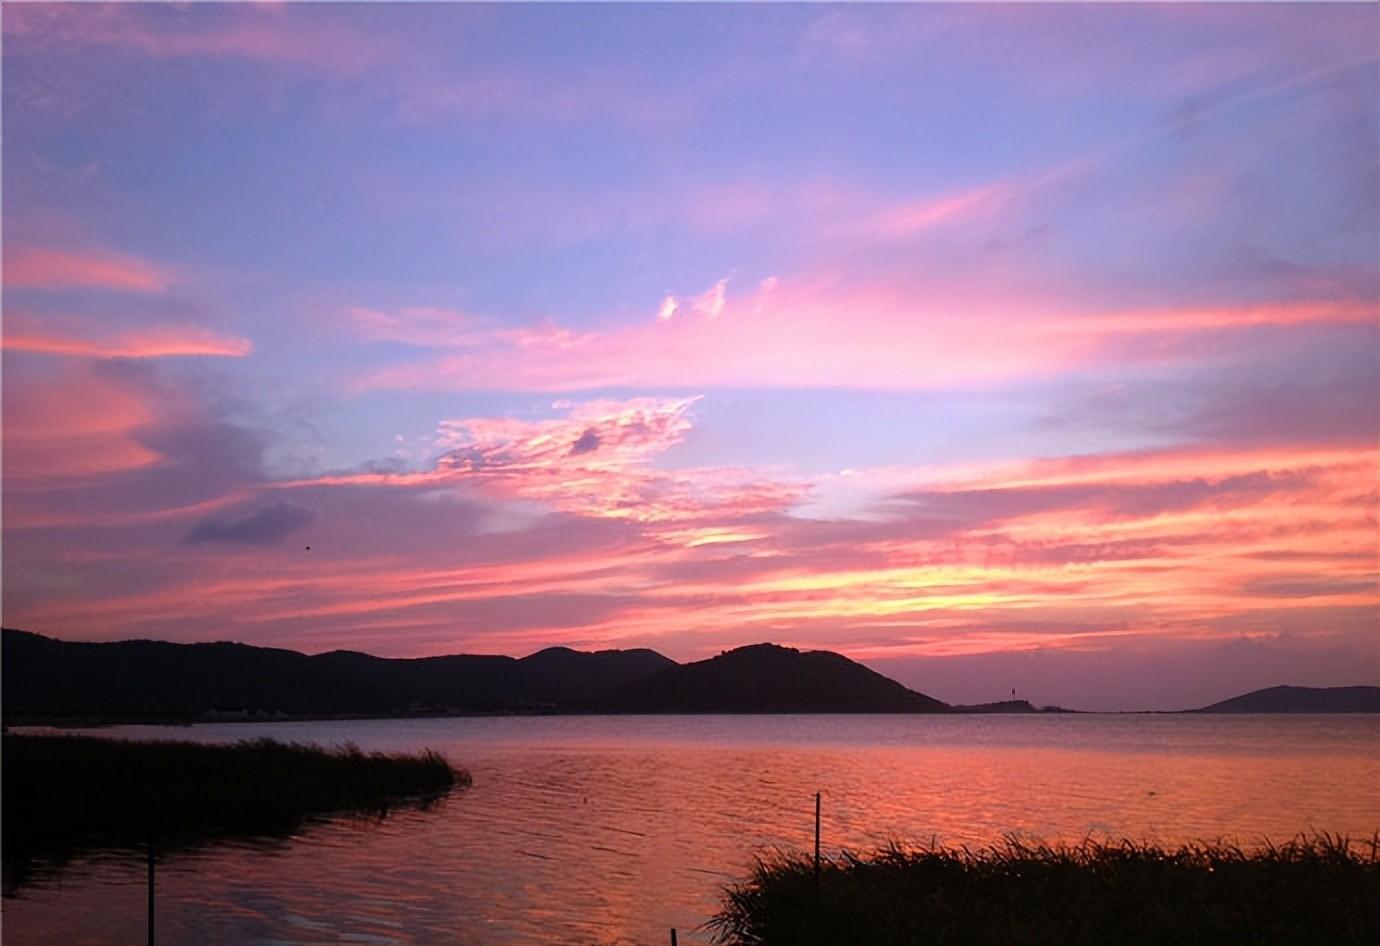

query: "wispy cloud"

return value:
[5, 247, 171, 292]
[294, 396, 806, 524]
[344, 306, 484, 348]
[351, 285, 1376, 394]
[3, 324, 251, 359]
[3, 2, 391, 77]
[2, 362, 162, 480]
[4, 2, 691, 131]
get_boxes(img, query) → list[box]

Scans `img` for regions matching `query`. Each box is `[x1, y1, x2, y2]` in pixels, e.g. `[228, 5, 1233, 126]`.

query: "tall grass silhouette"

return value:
[711, 834, 1380, 946]
[3, 733, 466, 889]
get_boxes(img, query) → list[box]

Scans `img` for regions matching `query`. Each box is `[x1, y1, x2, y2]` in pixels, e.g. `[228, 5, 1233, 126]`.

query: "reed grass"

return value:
[710, 834, 1380, 946]
[2, 734, 466, 872]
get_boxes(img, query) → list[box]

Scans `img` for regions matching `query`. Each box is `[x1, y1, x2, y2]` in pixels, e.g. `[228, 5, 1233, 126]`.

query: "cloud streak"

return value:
[5, 247, 170, 292]
[4, 324, 251, 359]
[352, 289, 1376, 393]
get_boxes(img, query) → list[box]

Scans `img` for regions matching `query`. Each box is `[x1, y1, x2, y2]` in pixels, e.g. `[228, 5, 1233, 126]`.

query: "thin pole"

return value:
[814, 791, 822, 890]
[670, 929, 678, 946]
[147, 838, 156, 946]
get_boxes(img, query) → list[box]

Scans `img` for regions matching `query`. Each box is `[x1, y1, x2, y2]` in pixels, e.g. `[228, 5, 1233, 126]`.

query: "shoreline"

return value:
[2, 733, 467, 893]
[12, 707, 1379, 730]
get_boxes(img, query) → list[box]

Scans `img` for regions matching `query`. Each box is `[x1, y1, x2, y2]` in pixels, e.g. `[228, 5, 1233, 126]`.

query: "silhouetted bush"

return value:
[3, 734, 466, 877]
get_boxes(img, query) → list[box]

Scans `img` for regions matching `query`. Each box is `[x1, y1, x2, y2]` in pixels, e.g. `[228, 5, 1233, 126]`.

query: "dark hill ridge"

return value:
[3, 631, 947, 720]
[602, 643, 950, 713]
[2, 629, 674, 721]
[1195, 685, 1380, 714]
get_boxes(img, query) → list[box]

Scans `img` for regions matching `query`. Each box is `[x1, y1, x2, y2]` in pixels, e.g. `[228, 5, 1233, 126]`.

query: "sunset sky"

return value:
[3, 2, 1377, 710]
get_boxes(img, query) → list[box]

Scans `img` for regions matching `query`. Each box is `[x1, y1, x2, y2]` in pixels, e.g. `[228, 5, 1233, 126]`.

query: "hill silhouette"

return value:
[2, 629, 673, 721]
[601, 643, 950, 713]
[1194, 684, 1380, 713]
[3, 631, 951, 720]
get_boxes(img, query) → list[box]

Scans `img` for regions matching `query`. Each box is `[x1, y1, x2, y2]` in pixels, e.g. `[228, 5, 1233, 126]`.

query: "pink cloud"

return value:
[6, 4, 690, 132]
[344, 306, 485, 348]
[2, 364, 162, 480]
[6, 410, 1373, 672]
[391, 169, 1016, 254]
[599, 444, 1378, 655]
[1062, 299, 1377, 335]
[3, 3, 392, 77]
[4, 247, 171, 292]
[351, 278, 1063, 392]
[860, 183, 1009, 240]
[352, 279, 1373, 393]
[292, 396, 807, 525]
[390, 63, 696, 130]
[4, 324, 252, 359]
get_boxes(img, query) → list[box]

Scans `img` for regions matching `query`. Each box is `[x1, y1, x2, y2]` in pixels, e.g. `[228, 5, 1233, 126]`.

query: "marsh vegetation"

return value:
[3, 733, 465, 891]
[711, 834, 1380, 946]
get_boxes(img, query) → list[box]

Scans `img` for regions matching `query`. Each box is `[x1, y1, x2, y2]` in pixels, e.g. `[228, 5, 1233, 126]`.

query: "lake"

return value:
[5, 714, 1378, 946]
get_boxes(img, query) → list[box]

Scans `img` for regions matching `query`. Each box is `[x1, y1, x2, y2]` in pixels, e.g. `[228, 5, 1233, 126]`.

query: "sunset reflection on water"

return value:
[6, 714, 1377, 946]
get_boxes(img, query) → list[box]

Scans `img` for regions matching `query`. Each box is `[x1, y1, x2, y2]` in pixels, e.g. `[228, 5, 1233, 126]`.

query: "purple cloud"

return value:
[186, 502, 315, 545]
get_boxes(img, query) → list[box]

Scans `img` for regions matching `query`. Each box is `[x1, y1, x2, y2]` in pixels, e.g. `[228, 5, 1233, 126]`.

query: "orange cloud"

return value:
[231, 418, 1375, 661]
[4, 247, 171, 292]
[4, 368, 1372, 666]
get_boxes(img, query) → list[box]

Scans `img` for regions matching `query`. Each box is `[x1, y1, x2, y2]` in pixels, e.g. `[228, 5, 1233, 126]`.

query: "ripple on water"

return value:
[6, 714, 1377, 946]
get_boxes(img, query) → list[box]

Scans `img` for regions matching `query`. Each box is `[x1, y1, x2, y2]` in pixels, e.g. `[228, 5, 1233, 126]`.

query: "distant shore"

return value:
[4, 705, 1074, 728]
[9, 629, 1378, 720]
[712, 835, 1380, 946]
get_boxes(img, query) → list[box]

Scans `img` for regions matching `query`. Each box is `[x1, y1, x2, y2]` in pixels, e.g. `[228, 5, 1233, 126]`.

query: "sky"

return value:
[3, 1, 1377, 711]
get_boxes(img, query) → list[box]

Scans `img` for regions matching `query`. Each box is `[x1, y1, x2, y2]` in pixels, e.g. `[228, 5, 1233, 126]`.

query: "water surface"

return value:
[6, 714, 1377, 945]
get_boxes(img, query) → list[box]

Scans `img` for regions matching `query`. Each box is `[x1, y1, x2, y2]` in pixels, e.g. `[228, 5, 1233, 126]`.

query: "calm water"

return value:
[6, 714, 1378, 946]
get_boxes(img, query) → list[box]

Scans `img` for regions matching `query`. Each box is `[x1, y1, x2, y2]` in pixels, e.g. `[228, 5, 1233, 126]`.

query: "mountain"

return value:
[601, 642, 949, 713]
[3, 631, 949, 720]
[1195, 685, 1380, 714]
[1, 629, 673, 721]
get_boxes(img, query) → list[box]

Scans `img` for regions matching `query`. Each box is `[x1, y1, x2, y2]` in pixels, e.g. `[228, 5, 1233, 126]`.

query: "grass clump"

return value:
[3, 733, 467, 884]
[711, 835, 1380, 946]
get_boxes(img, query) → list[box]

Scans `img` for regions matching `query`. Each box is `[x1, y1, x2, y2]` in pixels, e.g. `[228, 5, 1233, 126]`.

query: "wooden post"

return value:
[670, 928, 678, 946]
[147, 839, 155, 946]
[814, 791, 822, 891]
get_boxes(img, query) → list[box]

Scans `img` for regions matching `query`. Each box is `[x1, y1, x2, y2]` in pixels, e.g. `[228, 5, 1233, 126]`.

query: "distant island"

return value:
[4, 629, 1376, 722]
[1193, 685, 1380, 714]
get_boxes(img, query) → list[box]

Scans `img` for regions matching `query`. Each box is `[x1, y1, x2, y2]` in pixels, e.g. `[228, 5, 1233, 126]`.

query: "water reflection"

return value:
[6, 714, 1378, 945]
